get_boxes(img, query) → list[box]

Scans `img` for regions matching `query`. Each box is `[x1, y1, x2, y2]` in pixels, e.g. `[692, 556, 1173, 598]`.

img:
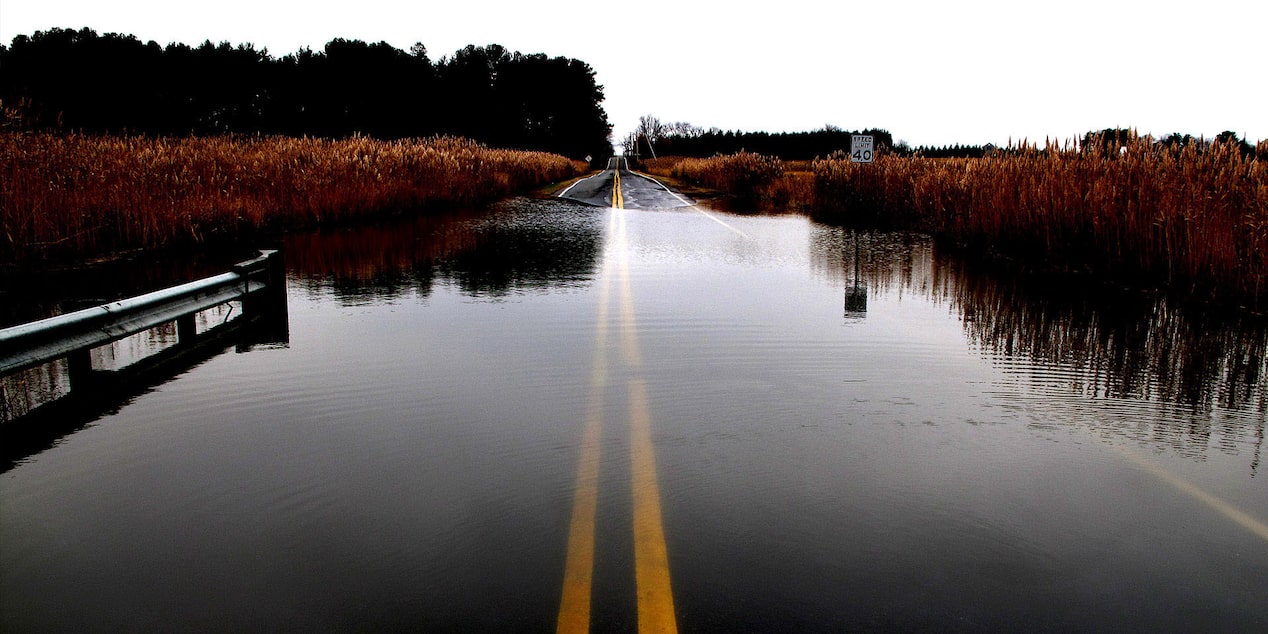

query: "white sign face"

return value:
[851, 135, 874, 163]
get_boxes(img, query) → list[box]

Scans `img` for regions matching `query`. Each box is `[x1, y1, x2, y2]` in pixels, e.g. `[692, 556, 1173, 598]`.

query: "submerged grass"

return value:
[0, 132, 586, 261]
[645, 137, 1268, 305]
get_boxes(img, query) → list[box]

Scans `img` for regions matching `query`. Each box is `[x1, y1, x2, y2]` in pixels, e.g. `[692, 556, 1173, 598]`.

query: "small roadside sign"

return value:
[585, 155, 592, 163]
[851, 135, 874, 163]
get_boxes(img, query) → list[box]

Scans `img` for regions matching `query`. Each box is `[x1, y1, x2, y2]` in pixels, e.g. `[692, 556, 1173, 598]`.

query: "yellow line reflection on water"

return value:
[628, 377, 676, 632]
[614, 209, 676, 633]
[556, 210, 615, 634]
[557, 207, 677, 633]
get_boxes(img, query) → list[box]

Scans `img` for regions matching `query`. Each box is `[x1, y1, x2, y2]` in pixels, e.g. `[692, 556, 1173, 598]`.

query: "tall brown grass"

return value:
[813, 137, 1267, 304]
[0, 132, 586, 261]
[644, 152, 785, 203]
[645, 136, 1268, 304]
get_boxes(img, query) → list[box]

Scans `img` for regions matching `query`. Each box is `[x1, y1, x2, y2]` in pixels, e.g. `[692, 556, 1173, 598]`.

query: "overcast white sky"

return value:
[3, 0, 1264, 148]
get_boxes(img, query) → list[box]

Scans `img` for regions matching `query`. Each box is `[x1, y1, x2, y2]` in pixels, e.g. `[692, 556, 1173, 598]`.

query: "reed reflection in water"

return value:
[284, 198, 601, 303]
[811, 223, 1267, 473]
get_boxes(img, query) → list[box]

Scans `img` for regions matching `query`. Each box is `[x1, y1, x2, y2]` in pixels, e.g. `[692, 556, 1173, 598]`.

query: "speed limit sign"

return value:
[851, 135, 874, 163]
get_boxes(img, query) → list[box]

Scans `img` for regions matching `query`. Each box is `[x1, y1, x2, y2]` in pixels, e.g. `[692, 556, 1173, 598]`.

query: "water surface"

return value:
[2, 198, 1265, 632]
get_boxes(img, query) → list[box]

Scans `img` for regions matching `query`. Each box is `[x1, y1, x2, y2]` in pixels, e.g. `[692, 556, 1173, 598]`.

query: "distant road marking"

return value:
[691, 207, 751, 240]
[632, 170, 753, 240]
[626, 171, 694, 207]
[558, 177, 587, 199]
[1115, 445, 1268, 543]
[613, 167, 625, 209]
[558, 163, 616, 200]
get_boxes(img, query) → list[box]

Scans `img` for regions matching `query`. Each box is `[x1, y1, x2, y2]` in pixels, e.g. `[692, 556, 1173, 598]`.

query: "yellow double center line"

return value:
[557, 199, 677, 633]
[612, 163, 625, 209]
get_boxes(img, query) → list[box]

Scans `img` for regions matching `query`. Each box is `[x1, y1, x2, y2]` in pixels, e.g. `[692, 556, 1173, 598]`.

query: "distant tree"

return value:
[1156, 132, 1197, 155]
[290, 38, 429, 138]
[1213, 130, 1255, 157]
[0, 28, 166, 131]
[409, 42, 430, 64]
[168, 40, 274, 134]
[649, 122, 894, 160]
[491, 53, 610, 158]
[436, 44, 512, 142]
[1081, 128, 1134, 155]
[629, 114, 665, 158]
[668, 121, 703, 138]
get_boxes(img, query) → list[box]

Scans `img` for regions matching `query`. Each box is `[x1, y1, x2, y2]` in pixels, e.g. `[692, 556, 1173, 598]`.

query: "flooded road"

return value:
[2, 196, 1267, 632]
[559, 157, 694, 211]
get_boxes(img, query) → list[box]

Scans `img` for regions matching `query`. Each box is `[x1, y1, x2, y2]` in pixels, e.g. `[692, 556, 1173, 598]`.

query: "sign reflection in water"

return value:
[1, 196, 1265, 632]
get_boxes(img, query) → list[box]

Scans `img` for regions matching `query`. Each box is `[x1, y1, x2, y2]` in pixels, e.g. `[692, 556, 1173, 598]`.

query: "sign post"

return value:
[851, 135, 874, 163]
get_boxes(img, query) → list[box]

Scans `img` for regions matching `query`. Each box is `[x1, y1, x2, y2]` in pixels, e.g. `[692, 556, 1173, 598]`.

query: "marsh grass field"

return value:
[0, 132, 586, 262]
[645, 137, 1268, 306]
[3, 129, 1266, 307]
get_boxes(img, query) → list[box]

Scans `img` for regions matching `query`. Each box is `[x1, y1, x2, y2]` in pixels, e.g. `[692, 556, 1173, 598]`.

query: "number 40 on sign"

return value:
[851, 135, 874, 163]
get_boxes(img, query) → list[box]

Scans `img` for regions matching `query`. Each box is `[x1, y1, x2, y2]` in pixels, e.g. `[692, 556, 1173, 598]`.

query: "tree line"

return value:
[626, 115, 1261, 161]
[0, 28, 613, 161]
[1079, 128, 1258, 158]
[624, 116, 894, 160]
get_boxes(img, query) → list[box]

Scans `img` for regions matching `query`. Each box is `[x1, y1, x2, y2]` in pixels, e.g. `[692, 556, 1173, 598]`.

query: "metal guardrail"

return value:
[0, 249, 282, 376]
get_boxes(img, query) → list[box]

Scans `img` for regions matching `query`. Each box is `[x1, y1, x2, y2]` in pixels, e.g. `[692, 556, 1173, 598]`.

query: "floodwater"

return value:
[2, 197, 1266, 632]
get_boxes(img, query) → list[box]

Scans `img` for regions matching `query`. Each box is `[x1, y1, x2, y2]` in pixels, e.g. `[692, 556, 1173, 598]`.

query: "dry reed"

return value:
[644, 154, 813, 211]
[0, 132, 585, 261]
[644, 135, 1267, 303]
[812, 136, 1267, 303]
[645, 152, 785, 203]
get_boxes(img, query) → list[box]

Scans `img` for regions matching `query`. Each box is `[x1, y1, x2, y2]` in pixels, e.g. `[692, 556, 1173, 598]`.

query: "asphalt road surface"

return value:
[558, 157, 695, 210]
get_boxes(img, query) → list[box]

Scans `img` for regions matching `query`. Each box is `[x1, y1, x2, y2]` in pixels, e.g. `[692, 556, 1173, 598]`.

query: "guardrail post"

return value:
[264, 249, 285, 301]
[176, 314, 198, 344]
[67, 348, 94, 392]
[239, 250, 284, 317]
[241, 249, 289, 347]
